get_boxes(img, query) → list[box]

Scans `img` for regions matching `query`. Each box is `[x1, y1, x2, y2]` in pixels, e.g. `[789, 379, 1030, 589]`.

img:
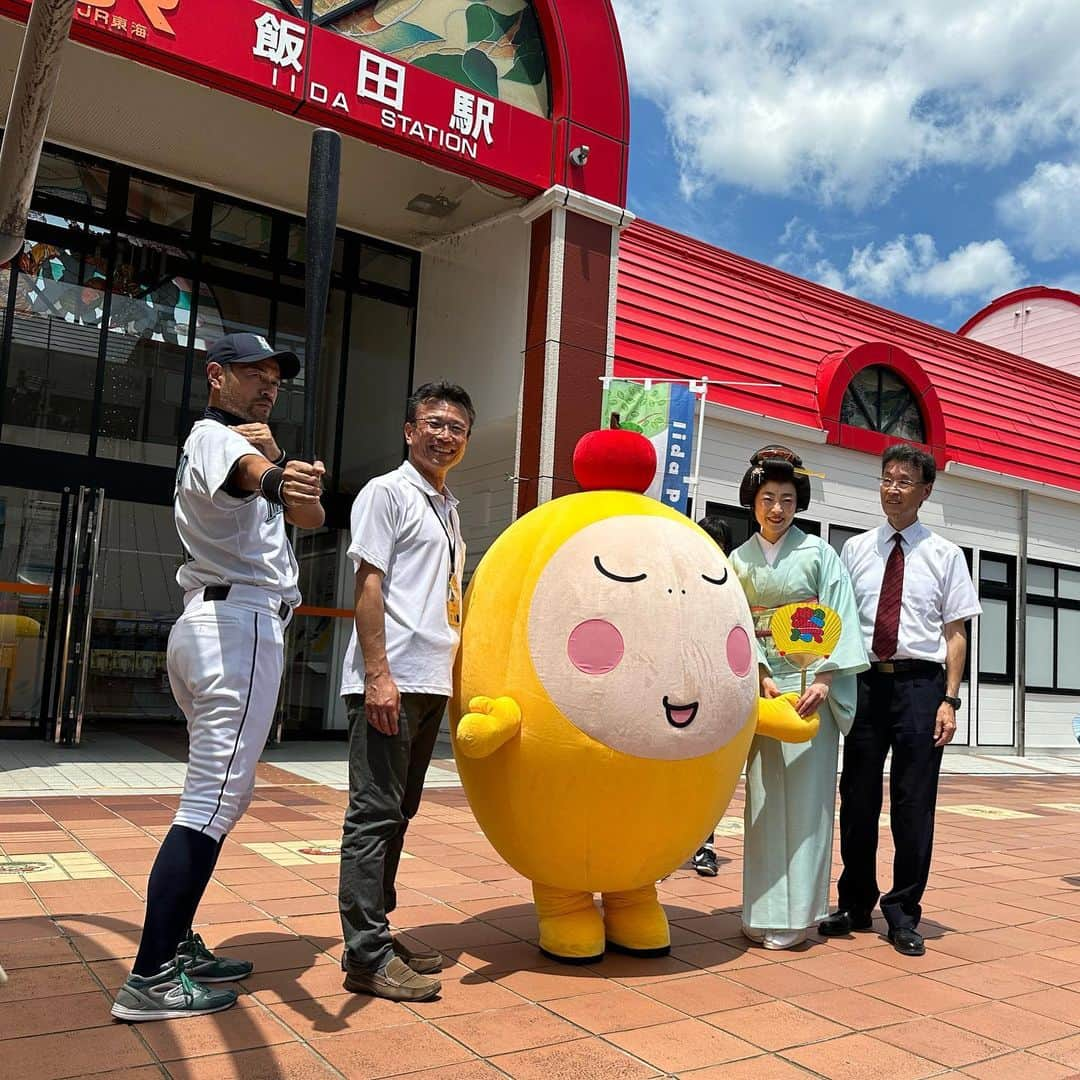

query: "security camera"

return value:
[569, 145, 590, 167]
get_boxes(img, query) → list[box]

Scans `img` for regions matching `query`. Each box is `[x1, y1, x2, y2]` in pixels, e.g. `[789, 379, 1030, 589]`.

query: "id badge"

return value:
[446, 573, 462, 628]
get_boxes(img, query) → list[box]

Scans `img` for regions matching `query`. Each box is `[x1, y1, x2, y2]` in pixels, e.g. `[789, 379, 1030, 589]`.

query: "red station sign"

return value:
[0, 0, 556, 195]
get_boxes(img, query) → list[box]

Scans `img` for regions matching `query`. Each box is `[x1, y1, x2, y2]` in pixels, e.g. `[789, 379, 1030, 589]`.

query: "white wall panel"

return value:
[413, 217, 530, 570]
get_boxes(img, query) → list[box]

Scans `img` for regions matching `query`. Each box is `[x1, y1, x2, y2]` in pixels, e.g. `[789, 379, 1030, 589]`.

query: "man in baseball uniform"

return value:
[112, 333, 324, 1022]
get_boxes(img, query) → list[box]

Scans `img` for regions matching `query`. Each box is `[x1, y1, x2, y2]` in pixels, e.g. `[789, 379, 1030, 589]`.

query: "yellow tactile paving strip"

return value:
[938, 803, 1041, 819]
[0, 851, 114, 883]
[713, 816, 744, 837]
[241, 839, 415, 866]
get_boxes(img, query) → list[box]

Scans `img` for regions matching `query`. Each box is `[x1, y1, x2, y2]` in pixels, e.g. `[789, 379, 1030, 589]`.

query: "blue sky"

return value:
[611, 1, 1080, 330]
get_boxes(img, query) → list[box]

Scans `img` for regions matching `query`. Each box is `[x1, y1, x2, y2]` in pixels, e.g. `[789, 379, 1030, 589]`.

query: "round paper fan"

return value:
[769, 602, 842, 671]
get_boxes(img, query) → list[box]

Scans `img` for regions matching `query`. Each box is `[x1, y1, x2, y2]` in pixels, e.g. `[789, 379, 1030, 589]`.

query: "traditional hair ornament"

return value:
[738, 444, 813, 511]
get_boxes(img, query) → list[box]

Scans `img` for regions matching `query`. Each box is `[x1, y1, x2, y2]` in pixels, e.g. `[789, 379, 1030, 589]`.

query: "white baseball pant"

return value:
[168, 585, 289, 842]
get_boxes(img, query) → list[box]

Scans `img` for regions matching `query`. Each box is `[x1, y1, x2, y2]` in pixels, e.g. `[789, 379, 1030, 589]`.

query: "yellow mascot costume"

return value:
[451, 427, 816, 963]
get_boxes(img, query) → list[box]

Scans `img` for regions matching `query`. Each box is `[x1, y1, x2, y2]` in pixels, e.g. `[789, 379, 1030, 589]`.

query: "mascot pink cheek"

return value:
[726, 625, 753, 677]
[567, 619, 625, 675]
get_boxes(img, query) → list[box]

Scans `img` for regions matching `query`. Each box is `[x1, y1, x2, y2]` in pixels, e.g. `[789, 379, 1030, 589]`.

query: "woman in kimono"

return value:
[730, 446, 868, 950]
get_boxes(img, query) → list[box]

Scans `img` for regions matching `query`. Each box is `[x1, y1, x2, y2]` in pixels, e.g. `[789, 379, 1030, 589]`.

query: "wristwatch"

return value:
[942, 695, 961, 709]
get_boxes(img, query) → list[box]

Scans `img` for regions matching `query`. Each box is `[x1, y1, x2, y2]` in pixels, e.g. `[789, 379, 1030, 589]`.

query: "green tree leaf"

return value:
[505, 40, 545, 85]
[512, 6, 541, 48]
[462, 47, 499, 98]
[465, 4, 495, 45]
[412, 53, 470, 87]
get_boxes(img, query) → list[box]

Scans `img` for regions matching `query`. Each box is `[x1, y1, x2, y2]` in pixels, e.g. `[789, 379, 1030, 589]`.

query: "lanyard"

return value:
[424, 493, 457, 572]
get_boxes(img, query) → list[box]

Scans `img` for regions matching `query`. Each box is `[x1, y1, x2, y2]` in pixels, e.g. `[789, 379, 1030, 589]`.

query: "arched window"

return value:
[260, 1, 549, 117]
[840, 365, 925, 442]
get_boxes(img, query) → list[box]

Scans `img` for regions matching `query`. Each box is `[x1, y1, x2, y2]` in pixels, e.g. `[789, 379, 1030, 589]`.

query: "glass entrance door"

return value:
[0, 483, 185, 742]
[0, 486, 65, 736]
[79, 498, 184, 734]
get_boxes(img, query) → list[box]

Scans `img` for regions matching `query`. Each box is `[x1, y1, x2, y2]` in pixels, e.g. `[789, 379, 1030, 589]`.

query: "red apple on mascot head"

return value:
[573, 422, 657, 493]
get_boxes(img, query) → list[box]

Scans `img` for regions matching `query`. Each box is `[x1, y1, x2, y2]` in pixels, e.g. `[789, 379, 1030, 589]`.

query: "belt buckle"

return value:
[876, 661, 896, 674]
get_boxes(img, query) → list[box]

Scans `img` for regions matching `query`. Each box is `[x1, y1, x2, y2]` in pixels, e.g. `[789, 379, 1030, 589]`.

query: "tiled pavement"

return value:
[0, 732, 464, 796]
[4, 762, 1080, 1078]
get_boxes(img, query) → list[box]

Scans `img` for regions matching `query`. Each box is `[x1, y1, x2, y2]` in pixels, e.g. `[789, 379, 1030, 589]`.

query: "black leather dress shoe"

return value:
[818, 910, 873, 937]
[888, 927, 925, 956]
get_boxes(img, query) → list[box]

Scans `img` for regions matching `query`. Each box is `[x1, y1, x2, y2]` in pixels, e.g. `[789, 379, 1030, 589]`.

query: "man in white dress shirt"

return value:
[337, 381, 473, 1003]
[820, 444, 981, 956]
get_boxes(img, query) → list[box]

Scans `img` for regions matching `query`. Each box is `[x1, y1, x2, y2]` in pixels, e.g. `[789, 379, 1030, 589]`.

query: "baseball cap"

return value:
[207, 333, 300, 380]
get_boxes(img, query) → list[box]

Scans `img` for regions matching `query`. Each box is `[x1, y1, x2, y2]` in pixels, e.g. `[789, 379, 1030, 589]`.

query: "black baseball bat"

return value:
[303, 127, 341, 463]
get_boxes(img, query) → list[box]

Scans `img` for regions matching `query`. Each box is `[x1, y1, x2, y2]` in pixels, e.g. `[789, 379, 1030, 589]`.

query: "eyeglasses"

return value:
[413, 416, 469, 439]
[879, 478, 920, 491]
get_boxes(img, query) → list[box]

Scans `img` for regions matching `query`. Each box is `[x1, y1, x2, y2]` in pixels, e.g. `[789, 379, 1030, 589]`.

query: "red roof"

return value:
[615, 219, 1080, 493]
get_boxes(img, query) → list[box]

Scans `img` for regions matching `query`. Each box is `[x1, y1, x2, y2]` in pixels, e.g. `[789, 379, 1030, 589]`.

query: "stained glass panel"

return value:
[326, 0, 548, 117]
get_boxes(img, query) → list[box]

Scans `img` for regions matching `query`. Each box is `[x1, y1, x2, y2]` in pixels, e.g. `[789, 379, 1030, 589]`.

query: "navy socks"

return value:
[132, 825, 222, 977]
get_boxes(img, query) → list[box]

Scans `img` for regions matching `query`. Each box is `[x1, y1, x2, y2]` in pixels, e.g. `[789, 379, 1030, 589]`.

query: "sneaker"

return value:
[175, 931, 253, 983]
[692, 846, 718, 877]
[111, 957, 237, 1022]
[392, 935, 443, 974]
[343, 954, 441, 1002]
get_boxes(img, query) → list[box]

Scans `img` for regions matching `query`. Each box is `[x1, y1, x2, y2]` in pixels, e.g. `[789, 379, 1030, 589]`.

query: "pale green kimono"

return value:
[731, 527, 869, 932]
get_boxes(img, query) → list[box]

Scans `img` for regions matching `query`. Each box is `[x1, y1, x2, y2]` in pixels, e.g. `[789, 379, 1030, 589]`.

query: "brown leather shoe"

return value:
[343, 955, 441, 1001]
[392, 935, 443, 975]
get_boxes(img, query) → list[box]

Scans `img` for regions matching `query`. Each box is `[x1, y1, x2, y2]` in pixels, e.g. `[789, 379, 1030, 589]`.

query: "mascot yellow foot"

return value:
[757, 693, 819, 742]
[533, 883, 604, 964]
[602, 883, 671, 957]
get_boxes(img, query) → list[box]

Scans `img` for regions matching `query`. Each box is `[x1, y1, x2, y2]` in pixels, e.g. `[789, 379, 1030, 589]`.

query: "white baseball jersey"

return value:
[174, 419, 301, 607]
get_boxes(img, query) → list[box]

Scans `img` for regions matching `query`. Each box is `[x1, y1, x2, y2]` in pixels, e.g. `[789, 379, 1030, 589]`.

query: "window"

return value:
[978, 554, 1014, 683]
[32, 150, 109, 213]
[1026, 560, 1080, 692]
[1, 144, 420, 501]
[840, 366, 925, 442]
[828, 524, 864, 556]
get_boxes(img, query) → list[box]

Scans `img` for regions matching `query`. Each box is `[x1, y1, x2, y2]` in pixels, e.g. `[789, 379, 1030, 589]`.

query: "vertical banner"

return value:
[600, 380, 696, 513]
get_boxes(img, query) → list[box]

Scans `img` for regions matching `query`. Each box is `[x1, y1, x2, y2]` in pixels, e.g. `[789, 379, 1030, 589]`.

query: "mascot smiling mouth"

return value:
[663, 696, 699, 729]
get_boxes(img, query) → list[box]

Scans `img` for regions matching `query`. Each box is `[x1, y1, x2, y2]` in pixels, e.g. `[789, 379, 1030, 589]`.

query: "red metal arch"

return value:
[534, 0, 631, 205]
[816, 341, 948, 468]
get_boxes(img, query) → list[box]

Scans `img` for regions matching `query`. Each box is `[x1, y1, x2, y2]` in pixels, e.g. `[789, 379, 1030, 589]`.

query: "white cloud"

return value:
[997, 161, 1080, 259]
[612, 0, 1080, 206]
[777, 225, 1025, 302]
[915, 239, 1025, 299]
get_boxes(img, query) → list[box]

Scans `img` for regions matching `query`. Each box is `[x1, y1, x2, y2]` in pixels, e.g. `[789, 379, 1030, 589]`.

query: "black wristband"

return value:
[272, 448, 288, 466]
[259, 465, 288, 507]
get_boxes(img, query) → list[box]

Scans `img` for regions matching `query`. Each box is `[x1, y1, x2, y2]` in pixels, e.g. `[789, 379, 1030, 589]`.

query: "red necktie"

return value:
[872, 533, 905, 660]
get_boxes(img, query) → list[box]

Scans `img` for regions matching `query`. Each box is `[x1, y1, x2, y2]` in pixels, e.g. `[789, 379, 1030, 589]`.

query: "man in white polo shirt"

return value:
[338, 381, 473, 1002]
[820, 444, 980, 957]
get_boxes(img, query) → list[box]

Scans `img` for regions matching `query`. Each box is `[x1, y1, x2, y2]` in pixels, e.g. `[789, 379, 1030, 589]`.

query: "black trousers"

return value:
[338, 692, 445, 972]
[837, 666, 945, 931]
